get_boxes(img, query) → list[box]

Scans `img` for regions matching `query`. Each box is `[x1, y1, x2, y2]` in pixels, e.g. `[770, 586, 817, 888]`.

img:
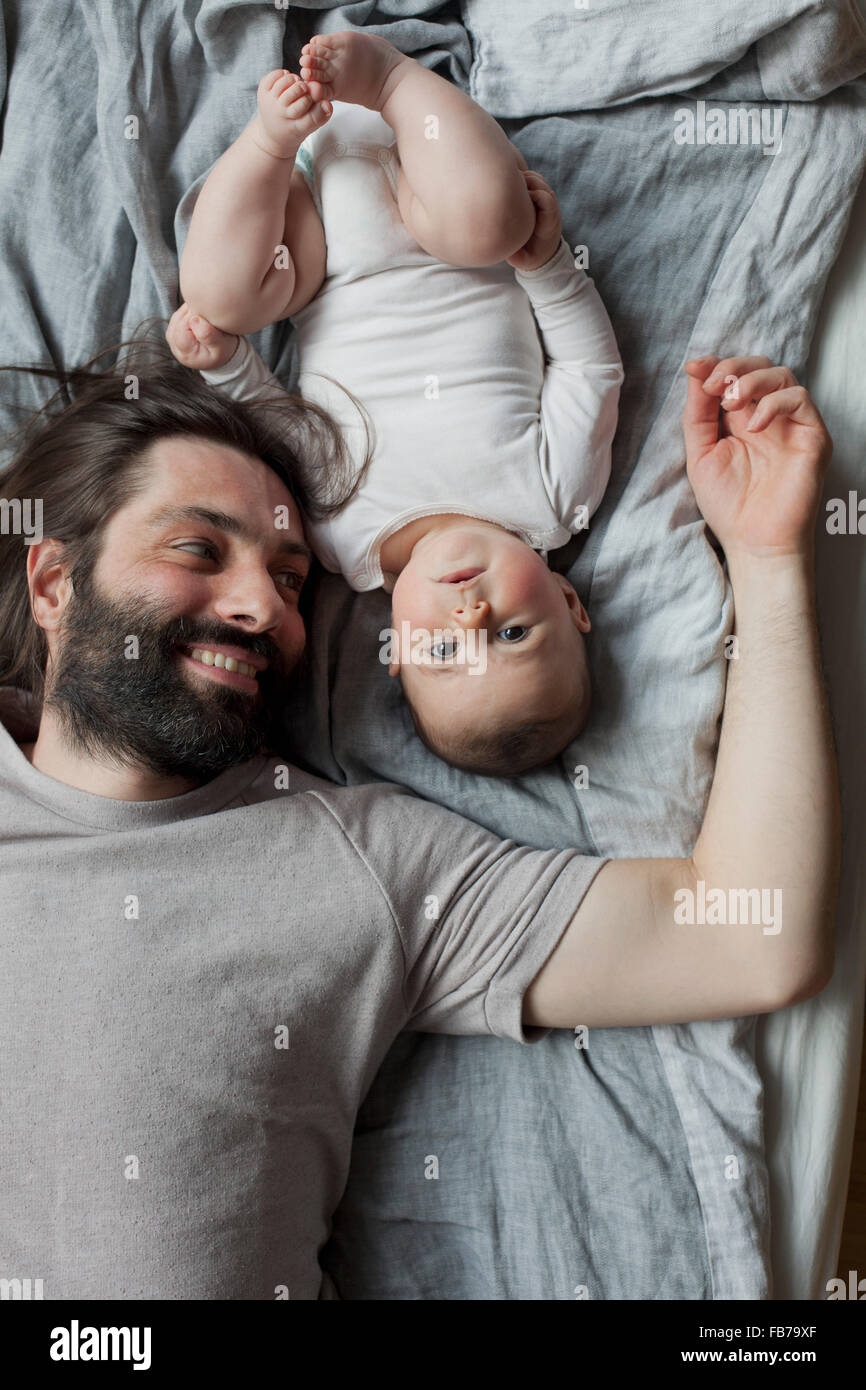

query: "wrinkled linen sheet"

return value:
[1, 0, 864, 1299]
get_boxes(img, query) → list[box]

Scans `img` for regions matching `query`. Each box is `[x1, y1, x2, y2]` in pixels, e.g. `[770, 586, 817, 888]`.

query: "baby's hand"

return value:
[166, 305, 239, 372]
[506, 170, 563, 273]
[683, 355, 832, 561]
[252, 68, 332, 160]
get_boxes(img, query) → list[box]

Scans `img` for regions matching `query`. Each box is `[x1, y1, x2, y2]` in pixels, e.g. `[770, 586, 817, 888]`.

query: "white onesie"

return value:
[202, 101, 624, 591]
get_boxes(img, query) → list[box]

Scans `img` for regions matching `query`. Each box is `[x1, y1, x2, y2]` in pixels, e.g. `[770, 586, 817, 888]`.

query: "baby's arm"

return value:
[179, 71, 331, 337]
[508, 171, 623, 527]
[516, 239, 624, 525]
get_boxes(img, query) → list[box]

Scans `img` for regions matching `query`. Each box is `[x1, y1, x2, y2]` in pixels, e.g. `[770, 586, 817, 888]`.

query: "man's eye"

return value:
[497, 626, 529, 643]
[275, 571, 305, 593]
[174, 541, 216, 560]
[430, 640, 460, 660]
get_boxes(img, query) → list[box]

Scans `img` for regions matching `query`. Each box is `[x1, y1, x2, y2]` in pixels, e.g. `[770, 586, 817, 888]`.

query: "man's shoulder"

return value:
[243, 759, 487, 861]
[241, 756, 420, 816]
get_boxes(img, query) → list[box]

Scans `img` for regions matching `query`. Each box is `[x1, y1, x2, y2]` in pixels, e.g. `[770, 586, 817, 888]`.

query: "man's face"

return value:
[44, 437, 312, 780]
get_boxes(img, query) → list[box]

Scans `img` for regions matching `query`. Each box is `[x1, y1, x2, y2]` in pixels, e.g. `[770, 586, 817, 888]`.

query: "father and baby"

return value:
[0, 32, 840, 1297]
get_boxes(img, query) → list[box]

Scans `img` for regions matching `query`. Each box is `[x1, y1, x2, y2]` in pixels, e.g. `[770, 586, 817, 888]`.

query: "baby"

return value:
[170, 30, 624, 775]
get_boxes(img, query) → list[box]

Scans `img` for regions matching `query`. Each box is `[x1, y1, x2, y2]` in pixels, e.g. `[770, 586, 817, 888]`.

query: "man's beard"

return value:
[43, 569, 299, 782]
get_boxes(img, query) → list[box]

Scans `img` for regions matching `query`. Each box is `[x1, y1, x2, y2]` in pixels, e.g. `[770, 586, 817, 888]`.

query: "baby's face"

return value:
[390, 523, 591, 746]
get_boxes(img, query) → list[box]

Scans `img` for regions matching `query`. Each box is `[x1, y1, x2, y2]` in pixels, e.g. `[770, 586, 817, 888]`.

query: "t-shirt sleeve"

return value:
[313, 783, 607, 1044]
[513, 237, 624, 530]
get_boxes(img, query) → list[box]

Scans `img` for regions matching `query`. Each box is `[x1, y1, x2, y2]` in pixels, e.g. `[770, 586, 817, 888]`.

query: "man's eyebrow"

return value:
[146, 505, 312, 562]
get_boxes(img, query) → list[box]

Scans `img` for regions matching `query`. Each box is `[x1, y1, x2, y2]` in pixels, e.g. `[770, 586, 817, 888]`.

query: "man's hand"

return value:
[166, 305, 240, 373]
[683, 355, 832, 561]
[506, 170, 563, 273]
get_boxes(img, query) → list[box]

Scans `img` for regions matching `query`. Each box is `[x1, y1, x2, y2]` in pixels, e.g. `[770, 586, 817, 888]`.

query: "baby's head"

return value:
[388, 522, 591, 776]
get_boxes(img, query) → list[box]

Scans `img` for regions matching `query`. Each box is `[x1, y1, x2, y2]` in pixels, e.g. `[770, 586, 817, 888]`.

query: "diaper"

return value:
[293, 100, 433, 286]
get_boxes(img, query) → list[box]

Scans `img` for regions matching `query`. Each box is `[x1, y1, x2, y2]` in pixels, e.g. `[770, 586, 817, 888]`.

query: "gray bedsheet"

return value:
[1, 0, 864, 1299]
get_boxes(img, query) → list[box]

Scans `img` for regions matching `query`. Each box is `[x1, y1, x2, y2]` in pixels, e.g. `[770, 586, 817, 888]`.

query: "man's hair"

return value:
[0, 325, 372, 700]
[405, 681, 591, 777]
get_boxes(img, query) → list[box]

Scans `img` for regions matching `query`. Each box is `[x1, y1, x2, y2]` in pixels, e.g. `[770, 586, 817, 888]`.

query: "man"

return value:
[0, 349, 839, 1298]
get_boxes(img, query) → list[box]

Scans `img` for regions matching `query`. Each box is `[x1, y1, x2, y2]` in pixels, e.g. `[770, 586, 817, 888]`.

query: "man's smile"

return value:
[177, 642, 266, 692]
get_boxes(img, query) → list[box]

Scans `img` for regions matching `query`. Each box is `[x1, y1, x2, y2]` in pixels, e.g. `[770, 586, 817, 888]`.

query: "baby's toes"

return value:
[299, 47, 334, 90]
[300, 76, 332, 104]
[304, 35, 333, 59]
[259, 69, 291, 105]
[309, 98, 332, 128]
[280, 79, 315, 115]
[268, 71, 304, 104]
[260, 67, 289, 94]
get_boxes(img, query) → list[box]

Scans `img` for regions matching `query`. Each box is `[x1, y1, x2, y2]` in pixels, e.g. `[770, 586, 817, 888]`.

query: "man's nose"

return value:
[450, 597, 490, 628]
[212, 569, 285, 632]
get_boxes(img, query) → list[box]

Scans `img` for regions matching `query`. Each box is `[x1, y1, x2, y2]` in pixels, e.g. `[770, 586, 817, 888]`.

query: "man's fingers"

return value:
[684, 356, 721, 382]
[702, 356, 774, 393]
[719, 365, 797, 410]
[745, 384, 825, 433]
[683, 370, 720, 463]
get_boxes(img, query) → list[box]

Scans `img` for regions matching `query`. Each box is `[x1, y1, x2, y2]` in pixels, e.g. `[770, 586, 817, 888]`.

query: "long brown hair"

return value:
[0, 323, 372, 700]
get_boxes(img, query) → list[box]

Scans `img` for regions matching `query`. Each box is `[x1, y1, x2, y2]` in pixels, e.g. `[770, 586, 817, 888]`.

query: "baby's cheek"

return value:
[391, 591, 438, 635]
[509, 561, 557, 609]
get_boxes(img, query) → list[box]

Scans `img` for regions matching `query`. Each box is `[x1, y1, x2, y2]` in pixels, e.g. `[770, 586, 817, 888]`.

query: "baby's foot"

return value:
[253, 68, 332, 159]
[299, 31, 412, 113]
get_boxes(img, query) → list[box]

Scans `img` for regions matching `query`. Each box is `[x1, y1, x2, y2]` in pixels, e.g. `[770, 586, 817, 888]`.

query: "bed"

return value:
[0, 0, 863, 1299]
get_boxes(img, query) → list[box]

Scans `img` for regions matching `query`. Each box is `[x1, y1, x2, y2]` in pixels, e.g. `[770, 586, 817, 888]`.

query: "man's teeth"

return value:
[190, 648, 258, 678]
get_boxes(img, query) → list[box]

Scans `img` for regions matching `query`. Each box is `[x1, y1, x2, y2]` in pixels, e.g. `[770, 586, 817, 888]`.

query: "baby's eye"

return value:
[497, 626, 529, 643]
[430, 640, 460, 660]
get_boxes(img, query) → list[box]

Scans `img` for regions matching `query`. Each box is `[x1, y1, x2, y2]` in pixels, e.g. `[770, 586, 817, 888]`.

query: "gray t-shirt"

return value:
[0, 688, 605, 1299]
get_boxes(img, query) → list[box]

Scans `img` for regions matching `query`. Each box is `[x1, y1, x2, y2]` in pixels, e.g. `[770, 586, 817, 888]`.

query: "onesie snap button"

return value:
[334, 141, 347, 155]
[377, 149, 391, 163]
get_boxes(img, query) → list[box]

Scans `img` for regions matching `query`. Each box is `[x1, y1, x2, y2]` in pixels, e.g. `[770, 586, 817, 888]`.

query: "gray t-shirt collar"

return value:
[0, 686, 272, 832]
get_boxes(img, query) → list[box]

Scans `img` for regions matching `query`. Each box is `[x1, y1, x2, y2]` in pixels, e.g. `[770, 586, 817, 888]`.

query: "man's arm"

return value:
[524, 356, 840, 1029]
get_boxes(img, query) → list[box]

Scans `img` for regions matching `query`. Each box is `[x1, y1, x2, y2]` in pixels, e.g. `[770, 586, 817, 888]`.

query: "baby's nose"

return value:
[451, 597, 490, 627]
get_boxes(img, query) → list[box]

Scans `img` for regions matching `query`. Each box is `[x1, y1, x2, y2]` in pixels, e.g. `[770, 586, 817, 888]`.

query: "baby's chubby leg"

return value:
[300, 32, 535, 267]
[180, 71, 331, 336]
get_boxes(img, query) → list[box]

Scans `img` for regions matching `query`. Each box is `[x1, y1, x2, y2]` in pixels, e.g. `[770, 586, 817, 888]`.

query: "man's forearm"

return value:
[690, 546, 840, 998]
[179, 123, 298, 329]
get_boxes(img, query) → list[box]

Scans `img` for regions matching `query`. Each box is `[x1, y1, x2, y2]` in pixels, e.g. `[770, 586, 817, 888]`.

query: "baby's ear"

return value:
[552, 573, 591, 632]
